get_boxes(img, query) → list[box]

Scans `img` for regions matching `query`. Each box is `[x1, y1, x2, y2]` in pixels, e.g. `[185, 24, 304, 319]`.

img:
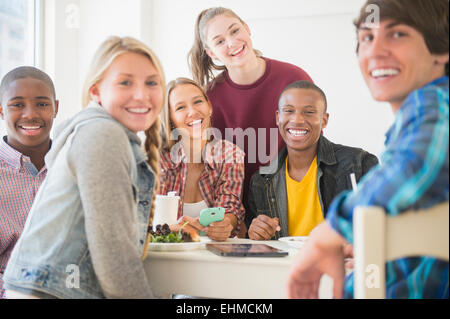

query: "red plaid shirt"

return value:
[159, 139, 246, 233]
[0, 136, 47, 298]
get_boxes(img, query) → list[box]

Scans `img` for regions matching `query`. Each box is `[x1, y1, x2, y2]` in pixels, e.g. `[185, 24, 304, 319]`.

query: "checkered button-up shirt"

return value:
[159, 139, 246, 234]
[0, 136, 47, 298]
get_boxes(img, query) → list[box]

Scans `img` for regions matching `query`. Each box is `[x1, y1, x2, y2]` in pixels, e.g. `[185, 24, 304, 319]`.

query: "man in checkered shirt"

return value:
[0, 66, 59, 298]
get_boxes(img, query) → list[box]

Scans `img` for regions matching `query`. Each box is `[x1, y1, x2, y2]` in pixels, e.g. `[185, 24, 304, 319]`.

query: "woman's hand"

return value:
[180, 214, 236, 241]
[204, 213, 236, 241]
[248, 215, 280, 240]
[179, 215, 204, 232]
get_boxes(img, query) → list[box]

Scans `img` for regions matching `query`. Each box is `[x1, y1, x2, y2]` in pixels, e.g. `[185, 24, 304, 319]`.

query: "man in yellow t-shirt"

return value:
[246, 81, 378, 240]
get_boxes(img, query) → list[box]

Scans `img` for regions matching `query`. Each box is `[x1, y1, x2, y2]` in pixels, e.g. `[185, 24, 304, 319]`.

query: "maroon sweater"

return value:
[207, 57, 313, 207]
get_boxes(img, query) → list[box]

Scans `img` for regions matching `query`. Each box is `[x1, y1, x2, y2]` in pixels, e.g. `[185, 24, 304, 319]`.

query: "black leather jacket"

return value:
[246, 136, 379, 239]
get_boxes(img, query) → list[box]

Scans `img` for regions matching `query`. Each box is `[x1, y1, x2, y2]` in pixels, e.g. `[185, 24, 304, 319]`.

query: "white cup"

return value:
[153, 193, 180, 231]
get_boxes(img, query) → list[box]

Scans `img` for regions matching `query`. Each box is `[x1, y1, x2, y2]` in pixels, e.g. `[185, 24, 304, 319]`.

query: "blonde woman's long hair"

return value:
[188, 7, 262, 89]
[82, 36, 166, 260]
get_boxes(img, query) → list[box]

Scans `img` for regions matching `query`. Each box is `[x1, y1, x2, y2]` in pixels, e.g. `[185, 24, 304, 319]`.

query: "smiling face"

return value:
[204, 13, 253, 69]
[169, 83, 212, 140]
[277, 88, 328, 153]
[89, 52, 163, 132]
[0, 78, 58, 153]
[357, 19, 449, 113]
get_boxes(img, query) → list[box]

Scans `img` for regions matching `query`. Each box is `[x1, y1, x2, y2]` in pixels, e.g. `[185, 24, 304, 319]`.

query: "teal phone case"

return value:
[199, 207, 225, 235]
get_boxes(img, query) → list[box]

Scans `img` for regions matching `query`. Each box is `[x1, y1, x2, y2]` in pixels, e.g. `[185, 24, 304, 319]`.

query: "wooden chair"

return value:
[353, 201, 449, 299]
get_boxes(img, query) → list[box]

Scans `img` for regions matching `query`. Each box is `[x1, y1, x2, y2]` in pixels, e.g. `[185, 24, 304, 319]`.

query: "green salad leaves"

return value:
[149, 222, 192, 243]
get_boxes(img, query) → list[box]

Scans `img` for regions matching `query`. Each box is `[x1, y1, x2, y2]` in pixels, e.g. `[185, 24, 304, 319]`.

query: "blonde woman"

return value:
[188, 7, 313, 224]
[3, 36, 165, 299]
[159, 77, 245, 241]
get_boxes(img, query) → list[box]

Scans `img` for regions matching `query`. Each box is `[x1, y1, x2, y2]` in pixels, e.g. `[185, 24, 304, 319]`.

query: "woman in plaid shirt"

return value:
[159, 77, 246, 241]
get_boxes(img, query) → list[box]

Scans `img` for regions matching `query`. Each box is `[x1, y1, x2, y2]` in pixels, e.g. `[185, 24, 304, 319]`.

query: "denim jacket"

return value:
[3, 103, 155, 298]
[246, 136, 379, 239]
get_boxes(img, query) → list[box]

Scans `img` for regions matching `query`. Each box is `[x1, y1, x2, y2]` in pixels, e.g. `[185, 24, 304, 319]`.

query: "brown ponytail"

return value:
[188, 8, 226, 89]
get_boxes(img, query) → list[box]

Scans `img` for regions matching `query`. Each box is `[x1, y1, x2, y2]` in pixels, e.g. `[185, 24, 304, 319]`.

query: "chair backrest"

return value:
[353, 201, 449, 299]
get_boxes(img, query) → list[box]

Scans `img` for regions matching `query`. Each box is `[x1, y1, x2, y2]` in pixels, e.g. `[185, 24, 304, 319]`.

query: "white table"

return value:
[144, 238, 334, 299]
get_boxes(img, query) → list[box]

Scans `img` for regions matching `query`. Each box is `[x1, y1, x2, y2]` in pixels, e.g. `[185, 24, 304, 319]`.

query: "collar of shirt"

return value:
[0, 136, 48, 176]
[384, 75, 449, 146]
[316, 135, 338, 166]
[0, 135, 28, 170]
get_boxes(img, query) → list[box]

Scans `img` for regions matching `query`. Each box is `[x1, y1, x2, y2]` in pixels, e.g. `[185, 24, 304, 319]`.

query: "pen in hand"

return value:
[350, 173, 358, 192]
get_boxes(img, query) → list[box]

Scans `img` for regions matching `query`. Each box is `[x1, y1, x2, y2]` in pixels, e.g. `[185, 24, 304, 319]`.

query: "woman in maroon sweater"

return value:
[188, 7, 313, 233]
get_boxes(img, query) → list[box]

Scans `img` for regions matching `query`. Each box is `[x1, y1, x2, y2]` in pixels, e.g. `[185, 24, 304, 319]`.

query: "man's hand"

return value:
[287, 221, 346, 299]
[248, 215, 280, 240]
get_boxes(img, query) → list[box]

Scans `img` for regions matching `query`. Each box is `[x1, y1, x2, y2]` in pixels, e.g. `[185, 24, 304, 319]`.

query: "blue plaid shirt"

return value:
[327, 76, 449, 299]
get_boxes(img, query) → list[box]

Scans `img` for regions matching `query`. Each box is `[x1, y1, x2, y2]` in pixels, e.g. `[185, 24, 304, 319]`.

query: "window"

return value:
[0, 0, 37, 136]
[0, 0, 36, 79]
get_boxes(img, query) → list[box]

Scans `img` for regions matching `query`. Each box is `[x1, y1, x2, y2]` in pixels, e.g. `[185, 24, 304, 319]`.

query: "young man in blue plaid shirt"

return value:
[287, 0, 449, 299]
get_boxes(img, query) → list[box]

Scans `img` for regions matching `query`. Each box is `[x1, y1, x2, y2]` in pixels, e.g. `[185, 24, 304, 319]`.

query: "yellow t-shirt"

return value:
[286, 156, 324, 236]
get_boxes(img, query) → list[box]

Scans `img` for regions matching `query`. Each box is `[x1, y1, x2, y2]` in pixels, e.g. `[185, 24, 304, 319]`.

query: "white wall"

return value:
[1, 0, 394, 158]
[39, 0, 153, 136]
[150, 0, 394, 158]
